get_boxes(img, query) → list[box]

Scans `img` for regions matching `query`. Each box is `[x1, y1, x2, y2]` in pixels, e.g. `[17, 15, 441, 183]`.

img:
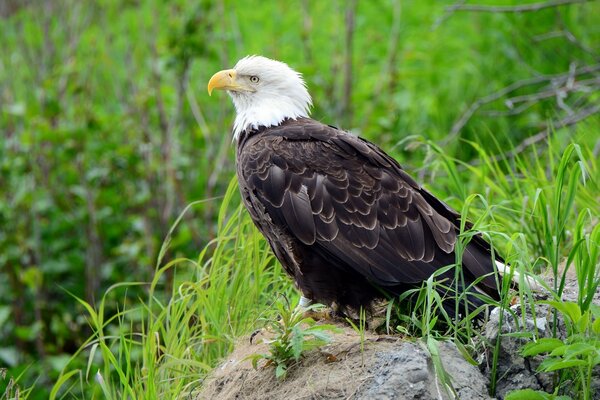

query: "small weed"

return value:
[247, 298, 342, 380]
[510, 301, 600, 400]
[1, 367, 35, 400]
[0, 369, 19, 400]
[346, 307, 367, 366]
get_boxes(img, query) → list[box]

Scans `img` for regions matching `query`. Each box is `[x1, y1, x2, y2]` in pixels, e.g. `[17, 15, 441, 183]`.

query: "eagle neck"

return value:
[231, 92, 311, 141]
[234, 117, 306, 151]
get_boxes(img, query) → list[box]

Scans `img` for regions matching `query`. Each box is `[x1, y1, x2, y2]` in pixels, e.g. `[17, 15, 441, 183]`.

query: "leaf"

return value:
[590, 304, 600, 319]
[251, 355, 261, 370]
[592, 317, 600, 334]
[95, 370, 113, 399]
[290, 326, 304, 361]
[539, 358, 587, 372]
[50, 369, 81, 400]
[306, 323, 343, 333]
[551, 342, 596, 359]
[427, 336, 440, 358]
[544, 301, 582, 324]
[546, 344, 569, 357]
[521, 338, 564, 356]
[307, 330, 332, 343]
[302, 340, 327, 354]
[298, 317, 317, 326]
[275, 363, 287, 380]
[426, 337, 456, 398]
[505, 389, 554, 400]
[86, 343, 98, 380]
[574, 311, 590, 333]
[454, 341, 478, 366]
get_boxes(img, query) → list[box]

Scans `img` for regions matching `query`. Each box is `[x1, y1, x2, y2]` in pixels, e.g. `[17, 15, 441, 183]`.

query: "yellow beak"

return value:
[207, 69, 246, 96]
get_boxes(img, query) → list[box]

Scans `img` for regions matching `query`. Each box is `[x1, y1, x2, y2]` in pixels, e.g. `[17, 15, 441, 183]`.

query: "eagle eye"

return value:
[249, 75, 259, 83]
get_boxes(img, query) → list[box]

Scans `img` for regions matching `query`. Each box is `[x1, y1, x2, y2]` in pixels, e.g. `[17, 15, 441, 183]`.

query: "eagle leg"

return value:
[295, 295, 333, 320]
[297, 298, 349, 322]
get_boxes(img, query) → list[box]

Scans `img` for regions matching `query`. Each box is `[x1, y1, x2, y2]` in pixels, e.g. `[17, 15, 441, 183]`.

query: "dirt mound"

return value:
[196, 325, 491, 400]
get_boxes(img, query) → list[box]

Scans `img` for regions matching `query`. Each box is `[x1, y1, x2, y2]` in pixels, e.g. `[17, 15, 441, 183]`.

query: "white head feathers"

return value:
[226, 56, 313, 140]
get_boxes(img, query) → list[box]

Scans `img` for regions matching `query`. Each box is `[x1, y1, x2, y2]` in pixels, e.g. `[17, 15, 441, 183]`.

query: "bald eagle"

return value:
[208, 56, 503, 318]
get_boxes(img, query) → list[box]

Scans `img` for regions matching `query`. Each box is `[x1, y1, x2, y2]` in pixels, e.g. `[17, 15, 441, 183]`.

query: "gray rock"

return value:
[355, 341, 492, 400]
[481, 302, 553, 399]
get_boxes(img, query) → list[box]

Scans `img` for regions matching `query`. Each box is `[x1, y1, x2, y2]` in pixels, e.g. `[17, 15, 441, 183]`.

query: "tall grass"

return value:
[49, 179, 293, 399]
[385, 132, 598, 398]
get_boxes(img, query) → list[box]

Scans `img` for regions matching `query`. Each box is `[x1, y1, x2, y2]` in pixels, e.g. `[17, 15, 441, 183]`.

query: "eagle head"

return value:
[208, 56, 312, 140]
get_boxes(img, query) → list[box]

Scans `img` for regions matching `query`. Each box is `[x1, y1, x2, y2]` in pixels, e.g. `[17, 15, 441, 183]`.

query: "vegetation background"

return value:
[0, 0, 598, 398]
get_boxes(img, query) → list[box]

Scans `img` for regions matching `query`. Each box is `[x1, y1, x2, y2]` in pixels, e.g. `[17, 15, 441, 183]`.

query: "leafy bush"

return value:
[508, 300, 600, 400]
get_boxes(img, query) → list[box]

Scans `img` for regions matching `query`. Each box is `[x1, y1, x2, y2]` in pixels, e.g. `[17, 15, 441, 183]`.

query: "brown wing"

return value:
[238, 118, 499, 295]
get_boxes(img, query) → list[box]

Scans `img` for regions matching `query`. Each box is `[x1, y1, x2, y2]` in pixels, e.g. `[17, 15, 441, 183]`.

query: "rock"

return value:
[356, 341, 492, 400]
[196, 326, 492, 400]
[481, 303, 550, 398]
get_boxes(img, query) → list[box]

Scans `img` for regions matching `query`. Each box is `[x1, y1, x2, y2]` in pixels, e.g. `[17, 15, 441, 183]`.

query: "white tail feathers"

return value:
[495, 261, 543, 291]
[298, 296, 313, 308]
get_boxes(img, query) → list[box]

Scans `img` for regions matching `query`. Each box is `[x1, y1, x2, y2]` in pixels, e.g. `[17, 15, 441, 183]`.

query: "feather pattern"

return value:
[237, 118, 502, 314]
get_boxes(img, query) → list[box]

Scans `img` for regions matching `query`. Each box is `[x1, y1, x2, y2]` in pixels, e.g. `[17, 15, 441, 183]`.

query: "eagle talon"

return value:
[301, 303, 349, 322]
[302, 308, 332, 321]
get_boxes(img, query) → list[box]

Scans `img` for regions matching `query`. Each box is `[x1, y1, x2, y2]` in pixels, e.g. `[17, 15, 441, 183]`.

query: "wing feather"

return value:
[281, 186, 316, 245]
[238, 118, 500, 295]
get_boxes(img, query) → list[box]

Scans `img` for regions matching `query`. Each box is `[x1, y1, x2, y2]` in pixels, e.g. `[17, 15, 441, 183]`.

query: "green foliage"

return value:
[426, 336, 458, 399]
[247, 299, 341, 380]
[1, 367, 35, 400]
[517, 301, 600, 400]
[508, 144, 599, 400]
[48, 178, 294, 398]
[346, 307, 367, 366]
[571, 217, 600, 314]
[387, 215, 508, 342]
[505, 389, 571, 400]
[0, 0, 598, 397]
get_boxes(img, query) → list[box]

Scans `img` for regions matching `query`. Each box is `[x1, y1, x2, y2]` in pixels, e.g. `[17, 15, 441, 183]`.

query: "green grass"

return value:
[401, 134, 599, 399]
[47, 179, 294, 399]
